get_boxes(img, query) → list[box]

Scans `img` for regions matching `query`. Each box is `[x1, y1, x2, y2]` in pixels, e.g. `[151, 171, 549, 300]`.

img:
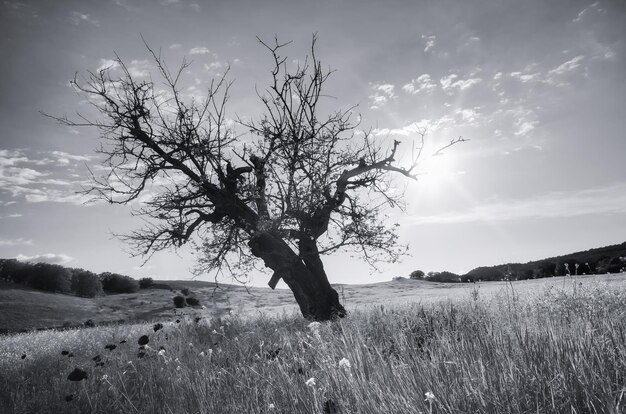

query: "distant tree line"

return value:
[0, 259, 146, 297]
[409, 241, 626, 283]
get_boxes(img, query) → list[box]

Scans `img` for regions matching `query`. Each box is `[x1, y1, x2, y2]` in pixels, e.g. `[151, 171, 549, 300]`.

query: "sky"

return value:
[1, 0, 625, 287]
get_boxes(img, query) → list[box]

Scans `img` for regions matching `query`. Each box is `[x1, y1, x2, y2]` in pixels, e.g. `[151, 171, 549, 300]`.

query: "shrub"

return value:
[409, 270, 425, 280]
[181, 288, 191, 296]
[99, 272, 139, 294]
[427, 271, 461, 283]
[186, 297, 200, 307]
[464, 266, 504, 282]
[173, 295, 186, 308]
[139, 277, 154, 289]
[70, 269, 103, 297]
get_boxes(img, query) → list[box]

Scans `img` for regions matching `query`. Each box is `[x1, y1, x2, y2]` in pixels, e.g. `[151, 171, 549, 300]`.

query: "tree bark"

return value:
[248, 232, 346, 321]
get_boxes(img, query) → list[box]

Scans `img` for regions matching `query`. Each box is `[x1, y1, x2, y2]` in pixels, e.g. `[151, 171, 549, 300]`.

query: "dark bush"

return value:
[173, 295, 186, 308]
[465, 266, 505, 282]
[0, 259, 33, 285]
[29, 263, 72, 293]
[409, 270, 425, 280]
[186, 297, 200, 306]
[427, 271, 461, 283]
[99, 272, 139, 294]
[181, 288, 191, 296]
[139, 277, 154, 289]
[70, 269, 103, 297]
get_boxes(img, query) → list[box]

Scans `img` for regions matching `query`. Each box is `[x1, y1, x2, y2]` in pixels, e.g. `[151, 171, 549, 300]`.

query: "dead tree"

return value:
[48, 37, 464, 321]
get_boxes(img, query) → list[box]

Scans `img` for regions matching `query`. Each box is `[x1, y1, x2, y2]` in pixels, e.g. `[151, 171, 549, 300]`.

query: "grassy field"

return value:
[1, 274, 626, 413]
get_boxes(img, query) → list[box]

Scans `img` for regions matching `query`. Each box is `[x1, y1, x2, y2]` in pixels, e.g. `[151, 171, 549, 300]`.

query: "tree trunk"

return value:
[248, 232, 346, 321]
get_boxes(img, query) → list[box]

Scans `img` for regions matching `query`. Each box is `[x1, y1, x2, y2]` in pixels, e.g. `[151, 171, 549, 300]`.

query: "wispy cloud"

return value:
[16, 253, 74, 265]
[368, 82, 396, 109]
[0, 238, 32, 246]
[0, 149, 95, 205]
[405, 182, 626, 225]
[402, 74, 436, 94]
[70, 11, 99, 27]
[421, 34, 436, 53]
[572, 1, 601, 23]
[548, 55, 585, 76]
[440, 74, 482, 92]
[189, 46, 210, 55]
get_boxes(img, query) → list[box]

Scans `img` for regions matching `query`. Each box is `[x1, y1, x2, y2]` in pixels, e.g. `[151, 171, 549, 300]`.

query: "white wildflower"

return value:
[269, 403, 275, 410]
[158, 349, 166, 356]
[338, 357, 351, 369]
[425, 391, 435, 402]
[307, 322, 322, 332]
[305, 377, 316, 387]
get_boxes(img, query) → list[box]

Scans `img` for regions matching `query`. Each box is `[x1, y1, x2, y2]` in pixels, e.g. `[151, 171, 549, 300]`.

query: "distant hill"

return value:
[461, 241, 626, 282]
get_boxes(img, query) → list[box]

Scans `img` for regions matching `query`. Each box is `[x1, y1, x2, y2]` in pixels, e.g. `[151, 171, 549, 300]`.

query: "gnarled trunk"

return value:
[248, 232, 346, 321]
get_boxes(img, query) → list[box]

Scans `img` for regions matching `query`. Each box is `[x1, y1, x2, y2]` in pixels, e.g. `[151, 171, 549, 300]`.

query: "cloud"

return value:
[127, 59, 151, 78]
[0, 149, 96, 205]
[169, 43, 182, 49]
[189, 46, 210, 55]
[572, 1, 601, 23]
[440, 74, 482, 92]
[203, 61, 223, 73]
[97, 59, 120, 72]
[16, 253, 74, 265]
[509, 71, 541, 82]
[548, 55, 585, 76]
[402, 74, 436, 94]
[406, 182, 626, 225]
[372, 115, 456, 137]
[368, 83, 397, 109]
[0, 238, 32, 246]
[421, 34, 436, 53]
[0, 213, 22, 219]
[70, 11, 99, 26]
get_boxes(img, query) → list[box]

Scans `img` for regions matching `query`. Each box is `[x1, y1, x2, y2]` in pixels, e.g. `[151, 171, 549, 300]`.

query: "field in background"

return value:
[2, 273, 626, 334]
[1, 273, 626, 413]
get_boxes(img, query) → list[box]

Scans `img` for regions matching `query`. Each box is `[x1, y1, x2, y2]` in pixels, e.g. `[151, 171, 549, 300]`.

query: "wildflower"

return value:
[188, 342, 193, 347]
[199, 351, 206, 357]
[138, 335, 149, 346]
[67, 367, 88, 382]
[101, 374, 108, 381]
[21, 354, 26, 359]
[307, 322, 321, 331]
[158, 349, 166, 356]
[425, 391, 435, 402]
[269, 403, 275, 410]
[153, 323, 163, 332]
[305, 377, 316, 387]
[338, 357, 351, 369]
[212, 329, 218, 334]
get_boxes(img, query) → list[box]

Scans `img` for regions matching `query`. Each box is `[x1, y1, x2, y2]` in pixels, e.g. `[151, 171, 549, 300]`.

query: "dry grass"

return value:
[2, 274, 626, 413]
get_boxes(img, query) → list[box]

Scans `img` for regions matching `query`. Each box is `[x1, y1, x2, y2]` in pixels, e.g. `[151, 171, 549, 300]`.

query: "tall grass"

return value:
[1, 278, 626, 413]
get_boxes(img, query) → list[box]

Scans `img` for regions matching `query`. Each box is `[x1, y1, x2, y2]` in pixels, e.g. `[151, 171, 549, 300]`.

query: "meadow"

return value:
[1, 274, 626, 413]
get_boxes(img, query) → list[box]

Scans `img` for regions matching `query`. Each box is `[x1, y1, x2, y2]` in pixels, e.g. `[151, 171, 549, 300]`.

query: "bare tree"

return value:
[48, 37, 464, 321]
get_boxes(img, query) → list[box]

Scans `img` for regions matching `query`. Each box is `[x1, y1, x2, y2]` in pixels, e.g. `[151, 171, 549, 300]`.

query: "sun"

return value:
[417, 153, 457, 192]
